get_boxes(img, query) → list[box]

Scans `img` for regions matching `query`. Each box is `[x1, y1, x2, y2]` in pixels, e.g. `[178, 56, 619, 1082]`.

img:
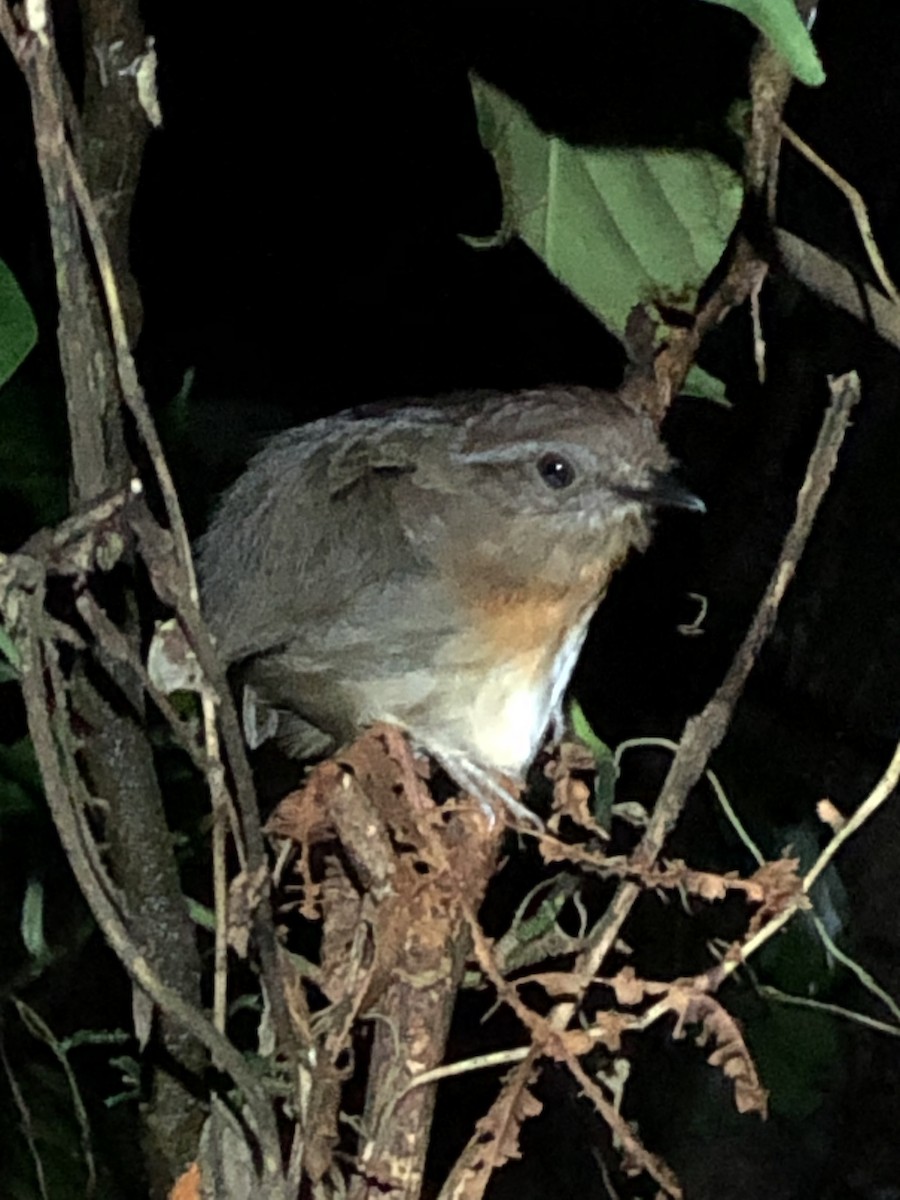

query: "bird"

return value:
[195, 386, 703, 823]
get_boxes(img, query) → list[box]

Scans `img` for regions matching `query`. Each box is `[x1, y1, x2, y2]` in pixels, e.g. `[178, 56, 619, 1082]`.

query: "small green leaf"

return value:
[0, 259, 38, 388]
[0, 624, 22, 676]
[683, 364, 732, 405]
[164, 366, 198, 440]
[105, 1055, 142, 1107]
[185, 896, 216, 930]
[569, 698, 617, 825]
[569, 698, 610, 761]
[701, 0, 825, 86]
[21, 876, 50, 961]
[470, 76, 743, 342]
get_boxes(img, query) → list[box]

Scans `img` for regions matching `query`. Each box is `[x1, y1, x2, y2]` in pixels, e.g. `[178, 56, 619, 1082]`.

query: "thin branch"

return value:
[650, 17, 802, 411]
[803, 737, 900, 894]
[62, 142, 198, 595]
[614, 737, 766, 867]
[757, 986, 900, 1038]
[809, 914, 900, 1029]
[12, 998, 97, 1196]
[776, 228, 900, 351]
[399, 1047, 532, 1093]
[204, 688, 231, 1033]
[736, 726, 900, 968]
[0, 1024, 50, 1200]
[563, 1053, 681, 1198]
[781, 122, 900, 304]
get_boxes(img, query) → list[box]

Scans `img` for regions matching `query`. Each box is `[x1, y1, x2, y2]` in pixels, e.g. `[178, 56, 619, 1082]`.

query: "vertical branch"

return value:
[79, 0, 154, 344]
[0, 4, 119, 500]
[0, 5, 227, 1194]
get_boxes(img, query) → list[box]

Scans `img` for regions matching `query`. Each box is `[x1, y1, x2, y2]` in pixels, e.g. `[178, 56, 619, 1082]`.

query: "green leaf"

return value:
[568, 698, 617, 824]
[186, 896, 216, 930]
[683, 364, 731, 405]
[700, 0, 825, 86]
[21, 876, 50, 961]
[470, 75, 744, 342]
[569, 698, 610, 762]
[0, 260, 38, 389]
[0, 624, 22, 677]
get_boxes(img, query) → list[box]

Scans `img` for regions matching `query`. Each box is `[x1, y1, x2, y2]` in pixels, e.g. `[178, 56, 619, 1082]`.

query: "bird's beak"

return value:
[616, 470, 706, 513]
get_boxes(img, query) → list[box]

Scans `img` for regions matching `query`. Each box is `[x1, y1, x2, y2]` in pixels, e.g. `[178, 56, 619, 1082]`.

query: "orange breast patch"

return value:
[454, 562, 613, 666]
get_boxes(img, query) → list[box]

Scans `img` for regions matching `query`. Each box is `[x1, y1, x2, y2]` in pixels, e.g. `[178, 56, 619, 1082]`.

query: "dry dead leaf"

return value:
[585, 1010, 631, 1052]
[546, 740, 610, 838]
[645, 859, 765, 904]
[526, 970, 582, 998]
[265, 769, 337, 844]
[609, 966, 651, 1007]
[746, 857, 808, 935]
[683, 990, 768, 1117]
[469, 1079, 543, 1172]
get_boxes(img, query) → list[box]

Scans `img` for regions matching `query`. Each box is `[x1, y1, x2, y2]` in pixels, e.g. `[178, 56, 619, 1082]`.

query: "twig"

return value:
[804, 737, 900, 894]
[736, 725, 900, 967]
[757, 986, 900, 1038]
[62, 142, 198, 600]
[399, 1047, 532, 1093]
[809, 913, 900, 1029]
[0, 1025, 50, 1200]
[614, 737, 766, 866]
[436, 1054, 541, 1200]
[203, 687, 231, 1033]
[74, 592, 209, 775]
[563, 1053, 682, 1198]
[649, 16, 803, 412]
[781, 122, 900, 305]
[12, 998, 97, 1196]
[776, 228, 900, 352]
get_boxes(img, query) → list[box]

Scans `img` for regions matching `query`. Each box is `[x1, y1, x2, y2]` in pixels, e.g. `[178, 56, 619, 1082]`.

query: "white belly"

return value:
[452, 613, 593, 775]
[350, 611, 594, 778]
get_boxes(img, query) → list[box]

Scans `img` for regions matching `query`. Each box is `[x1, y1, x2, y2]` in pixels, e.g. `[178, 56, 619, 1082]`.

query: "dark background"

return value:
[2, 1, 900, 1196]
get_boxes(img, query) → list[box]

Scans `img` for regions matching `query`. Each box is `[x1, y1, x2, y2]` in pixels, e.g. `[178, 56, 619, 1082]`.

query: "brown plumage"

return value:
[196, 386, 702, 820]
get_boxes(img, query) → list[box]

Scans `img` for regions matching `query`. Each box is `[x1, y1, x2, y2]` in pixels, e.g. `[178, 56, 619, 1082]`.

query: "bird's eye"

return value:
[537, 452, 576, 489]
